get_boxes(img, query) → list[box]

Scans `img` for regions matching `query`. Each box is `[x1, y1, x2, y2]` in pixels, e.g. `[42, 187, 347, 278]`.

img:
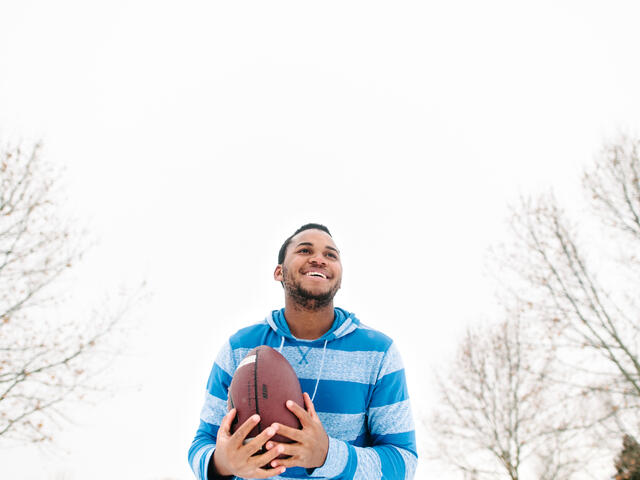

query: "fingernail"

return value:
[252, 414, 260, 422]
[266, 442, 273, 449]
[280, 467, 286, 473]
[266, 427, 274, 436]
[286, 400, 293, 407]
[277, 445, 284, 453]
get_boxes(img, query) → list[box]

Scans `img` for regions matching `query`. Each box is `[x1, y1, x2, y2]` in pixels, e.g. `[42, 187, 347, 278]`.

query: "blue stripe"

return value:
[371, 432, 417, 455]
[206, 363, 232, 399]
[188, 421, 219, 479]
[230, 323, 279, 349]
[330, 327, 392, 352]
[343, 442, 359, 479]
[370, 370, 408, 407]
[374, 445, 406, 480]
[353, 431, 369, 447]
[280, 466, 307, 478]
[197, 447, 213, 479]
[195, 419, 219, 437]
[396, 447, 418, 479]
[299, 378, 370, 414]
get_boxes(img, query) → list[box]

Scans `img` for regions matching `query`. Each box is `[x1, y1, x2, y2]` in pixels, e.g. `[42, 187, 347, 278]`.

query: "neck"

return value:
[283, 297, 335, 340]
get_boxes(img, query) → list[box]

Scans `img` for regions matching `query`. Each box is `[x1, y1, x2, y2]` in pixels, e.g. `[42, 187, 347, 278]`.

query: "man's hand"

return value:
[212, 408, 287, 478]
[265, 392, 329, 470]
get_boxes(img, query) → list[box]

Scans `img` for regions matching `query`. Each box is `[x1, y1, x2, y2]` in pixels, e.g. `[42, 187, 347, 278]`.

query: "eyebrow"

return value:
[295, 242, 340, 254]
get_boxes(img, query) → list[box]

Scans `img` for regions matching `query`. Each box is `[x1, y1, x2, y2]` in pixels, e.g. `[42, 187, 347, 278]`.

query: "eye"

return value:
[327, 252, 338, 259]
[297, 248, 311, 254]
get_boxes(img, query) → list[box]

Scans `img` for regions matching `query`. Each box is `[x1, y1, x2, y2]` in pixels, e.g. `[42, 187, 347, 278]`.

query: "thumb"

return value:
[303, 392, 319, 419]
[218, 408, 237, 438]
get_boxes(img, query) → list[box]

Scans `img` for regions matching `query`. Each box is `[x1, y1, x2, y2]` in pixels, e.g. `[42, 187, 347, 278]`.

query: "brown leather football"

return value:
[228, 345, 304, 443]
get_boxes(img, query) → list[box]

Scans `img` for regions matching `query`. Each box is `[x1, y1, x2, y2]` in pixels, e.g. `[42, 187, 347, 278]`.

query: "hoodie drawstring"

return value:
[311, 339, 328, 403]
[278, 336, 328, 403]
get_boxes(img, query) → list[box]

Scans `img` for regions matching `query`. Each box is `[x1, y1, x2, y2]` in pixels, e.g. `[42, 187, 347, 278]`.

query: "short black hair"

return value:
[278, 223, 332, 264]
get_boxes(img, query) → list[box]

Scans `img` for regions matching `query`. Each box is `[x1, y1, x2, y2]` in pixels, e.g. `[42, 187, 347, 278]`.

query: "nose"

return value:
[309, 252, 326, 265]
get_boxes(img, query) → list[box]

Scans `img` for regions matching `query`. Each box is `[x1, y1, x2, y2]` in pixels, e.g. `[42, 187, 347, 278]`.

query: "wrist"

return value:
[309, 436, 349, 478]
[316, 431, 329, 468]
[210, 450, 232, 478]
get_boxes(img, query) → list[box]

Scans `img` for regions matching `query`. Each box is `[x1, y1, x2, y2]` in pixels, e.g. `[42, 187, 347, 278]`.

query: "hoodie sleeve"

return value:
[188, 341, 235, 480]
[310, 342, 418, 480]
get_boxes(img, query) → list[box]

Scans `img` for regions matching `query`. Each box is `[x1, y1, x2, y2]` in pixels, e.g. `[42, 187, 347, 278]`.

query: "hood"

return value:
[266, 307, 360, 342]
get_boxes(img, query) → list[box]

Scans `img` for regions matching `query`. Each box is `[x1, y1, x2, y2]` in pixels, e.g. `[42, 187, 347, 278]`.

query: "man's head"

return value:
[277, 223, 332, 264]
[274, 223, 342, 310]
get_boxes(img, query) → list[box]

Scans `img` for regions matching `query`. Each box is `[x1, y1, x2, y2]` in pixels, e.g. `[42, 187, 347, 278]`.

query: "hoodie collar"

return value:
[266, 307, 359, 342]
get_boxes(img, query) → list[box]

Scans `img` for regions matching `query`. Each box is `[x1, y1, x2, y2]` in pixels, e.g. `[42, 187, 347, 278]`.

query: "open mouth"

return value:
[305, 272, 327, 279]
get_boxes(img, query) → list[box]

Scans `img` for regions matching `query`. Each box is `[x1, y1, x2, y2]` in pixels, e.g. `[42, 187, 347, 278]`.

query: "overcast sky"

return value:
[1, 1, 640, 479]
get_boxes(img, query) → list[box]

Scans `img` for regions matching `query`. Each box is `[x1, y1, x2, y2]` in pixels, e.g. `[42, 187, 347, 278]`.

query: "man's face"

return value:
[274, 229, 342, 310]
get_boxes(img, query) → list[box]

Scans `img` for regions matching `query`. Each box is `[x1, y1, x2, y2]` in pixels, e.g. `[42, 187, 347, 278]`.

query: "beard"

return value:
[282, 267, 340, 311]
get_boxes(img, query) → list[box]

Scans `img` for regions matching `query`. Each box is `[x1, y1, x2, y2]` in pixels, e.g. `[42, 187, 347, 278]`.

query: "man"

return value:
[188, 224, 417, 479]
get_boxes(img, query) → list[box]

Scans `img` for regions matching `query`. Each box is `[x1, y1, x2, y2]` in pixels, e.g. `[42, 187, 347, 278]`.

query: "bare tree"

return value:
[429, 309, 592, 480]
[0, 142, 138, 444]
[430, 137, 640, 478]
[503, 136, 640, 434]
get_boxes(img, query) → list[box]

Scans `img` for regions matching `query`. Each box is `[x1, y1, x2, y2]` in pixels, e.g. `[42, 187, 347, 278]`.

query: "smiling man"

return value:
[188, 223, 417, 479]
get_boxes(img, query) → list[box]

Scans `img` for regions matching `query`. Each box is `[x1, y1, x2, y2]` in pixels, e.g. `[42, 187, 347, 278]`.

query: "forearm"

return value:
[312, 436, 417, 480]
[192, 349, 233, 480]
[188, 422, 218, 480]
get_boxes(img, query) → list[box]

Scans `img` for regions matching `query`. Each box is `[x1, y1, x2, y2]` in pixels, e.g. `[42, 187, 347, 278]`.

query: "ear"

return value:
[274, 264, 284, 282]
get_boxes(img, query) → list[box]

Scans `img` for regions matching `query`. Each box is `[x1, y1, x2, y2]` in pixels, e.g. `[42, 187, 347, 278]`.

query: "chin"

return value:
[286, 283, 338, 310]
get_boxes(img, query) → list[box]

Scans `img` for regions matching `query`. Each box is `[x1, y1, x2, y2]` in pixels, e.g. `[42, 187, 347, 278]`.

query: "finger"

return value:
[243, 424, 279, 456]
[251, 442, 286, 467]
[270, 454, 302, 469]
[286, 399, 310, 426]
[269, 442, 301, 459]
[248, 464, 287, 479]
[218, 408, 236, 438]
[272, 423, 304, 442]
[231, 413, 260, 445]
[302, 392, 319, 419]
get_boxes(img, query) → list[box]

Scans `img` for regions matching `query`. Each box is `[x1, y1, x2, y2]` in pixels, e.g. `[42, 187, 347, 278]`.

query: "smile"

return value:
[305, 272, 327, 279]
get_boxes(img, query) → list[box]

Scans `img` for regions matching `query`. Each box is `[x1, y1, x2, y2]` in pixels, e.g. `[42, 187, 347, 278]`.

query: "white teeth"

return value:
[306, 272, 326, 279]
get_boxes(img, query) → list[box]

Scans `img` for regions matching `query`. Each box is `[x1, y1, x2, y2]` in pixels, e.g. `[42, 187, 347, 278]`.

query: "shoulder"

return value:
[214, 319, 276, 371]
[228, 318, 273, 349]
[346, 321, 394, 351]
[340, 321, 406, 377]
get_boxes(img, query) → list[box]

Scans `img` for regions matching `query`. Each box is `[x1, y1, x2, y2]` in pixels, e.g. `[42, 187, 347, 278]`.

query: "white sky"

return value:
[1, 1, 640, 479]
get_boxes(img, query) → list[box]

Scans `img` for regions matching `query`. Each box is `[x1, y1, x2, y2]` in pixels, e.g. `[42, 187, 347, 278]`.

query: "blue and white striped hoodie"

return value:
[189, 307, 417, 480]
